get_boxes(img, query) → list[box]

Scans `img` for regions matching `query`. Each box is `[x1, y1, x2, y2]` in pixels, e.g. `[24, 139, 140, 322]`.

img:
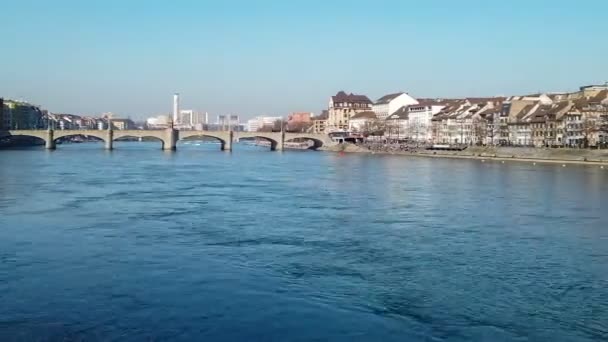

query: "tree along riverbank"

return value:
[320, 144, 608, 166]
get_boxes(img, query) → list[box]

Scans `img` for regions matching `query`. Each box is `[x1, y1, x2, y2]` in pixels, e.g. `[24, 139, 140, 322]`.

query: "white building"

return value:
[180, 110, 193, 126]
[372, 92, 419, 120]
[385, 106, 409, 141]
[407, 100, 451, 142]
[194, 111, 206, 125]
[349, 111, 377, 133]
[246, 118, 260, 132]
[146, 115, 171, 129]
[229, 115, 240, 129]
[246, 116, 282, 131]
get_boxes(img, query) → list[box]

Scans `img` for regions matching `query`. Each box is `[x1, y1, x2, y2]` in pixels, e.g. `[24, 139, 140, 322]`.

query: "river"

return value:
[1, 142, 607, 341]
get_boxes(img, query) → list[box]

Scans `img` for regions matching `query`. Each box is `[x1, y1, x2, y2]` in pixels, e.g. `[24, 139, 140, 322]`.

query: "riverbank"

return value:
[321, 144, 608, 166]
[0, 136, 45, 149]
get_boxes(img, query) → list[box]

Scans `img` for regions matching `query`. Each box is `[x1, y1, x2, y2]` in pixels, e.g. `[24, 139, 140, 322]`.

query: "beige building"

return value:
[432, 98, 504, 145]
[311, 110, 328, 133]
[110, 118, 135, 130]
[327, 91, 372, 132]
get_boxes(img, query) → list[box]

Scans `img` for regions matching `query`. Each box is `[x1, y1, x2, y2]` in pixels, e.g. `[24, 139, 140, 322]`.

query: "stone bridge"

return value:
[2, 129, 335, 151]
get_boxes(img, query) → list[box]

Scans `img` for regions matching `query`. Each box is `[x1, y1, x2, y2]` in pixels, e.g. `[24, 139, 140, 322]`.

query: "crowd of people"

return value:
[358, 140, 427, 153]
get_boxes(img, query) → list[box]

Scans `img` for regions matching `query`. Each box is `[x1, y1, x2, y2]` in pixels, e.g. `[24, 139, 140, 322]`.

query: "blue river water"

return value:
[1, 141, 607, 341]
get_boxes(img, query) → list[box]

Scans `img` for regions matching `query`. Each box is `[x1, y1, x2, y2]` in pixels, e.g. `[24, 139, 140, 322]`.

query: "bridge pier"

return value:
[45, 129, 56, 150]
[105, 129, 114, 150]
[270, 132, 285, 151]
[221, 131, 233, 151]
[164, 128, 177, 150]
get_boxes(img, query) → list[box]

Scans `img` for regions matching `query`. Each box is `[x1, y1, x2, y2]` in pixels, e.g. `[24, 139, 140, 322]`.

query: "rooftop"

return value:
[350, 111, 377, 120]
[332, 91, 372, 105]
[313, 110, 329, 120]
[375, 92, 406, 105]
[386, 106, 409, 120]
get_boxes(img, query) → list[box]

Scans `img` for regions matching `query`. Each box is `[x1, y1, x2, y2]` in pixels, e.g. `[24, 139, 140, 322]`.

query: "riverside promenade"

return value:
[326, 143, 608, 167]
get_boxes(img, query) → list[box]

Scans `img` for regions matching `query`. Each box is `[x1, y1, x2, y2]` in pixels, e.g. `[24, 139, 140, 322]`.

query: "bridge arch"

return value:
[236, 132, 283, 151]
[53, 131, 106, 143]
[3, 131, 47, 147]
[113, 134, 167, 150]
[284, 136, 325, 150]
[179, 131, 231, 150]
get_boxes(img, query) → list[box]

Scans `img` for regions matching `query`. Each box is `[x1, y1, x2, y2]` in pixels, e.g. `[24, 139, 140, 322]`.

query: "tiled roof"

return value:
[332, 91, 372, 105]
[415, 98, 457, 107]
[590, 90, 608, 104]
[466, 97, 506, 105]
[516, 104, 537, 121]
[477, 106, 501, 118]
[548, 101, 572, 115]
[314, 110, 329, 120]
[375, 92, 405, 105]
[350, 111, 377, 120]
[386, 106, 409, 120]
[530, 105, 552, 123]
[432, 100, 468, 120]
[573, 90, 608, 109]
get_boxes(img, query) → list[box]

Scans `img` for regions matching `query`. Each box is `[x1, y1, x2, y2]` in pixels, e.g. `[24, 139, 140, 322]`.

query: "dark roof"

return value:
[332, 91, 372, 105]
[386, 106, 409, 120]
[477, 106, 501, 117]
[314, 110, 329, 120]
[415, 98, 454, 107]
[590, 90, 608, 104]
[573, 90, 608, 109]
[467, 97, 506, 105]
[530, 105, 552, 123]
[548, 101, 571, 115]
[375, 92, 405, 105]
[516, 104, 536, 120]
[574, 97, 589, 109]
[350, 111, 377, 120]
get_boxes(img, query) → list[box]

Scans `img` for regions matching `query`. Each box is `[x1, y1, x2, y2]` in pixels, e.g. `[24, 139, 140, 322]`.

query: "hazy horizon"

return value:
[1, 0, 607, 120]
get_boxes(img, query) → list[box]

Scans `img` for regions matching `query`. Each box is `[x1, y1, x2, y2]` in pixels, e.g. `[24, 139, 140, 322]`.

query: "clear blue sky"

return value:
[1, 0, 607, 120]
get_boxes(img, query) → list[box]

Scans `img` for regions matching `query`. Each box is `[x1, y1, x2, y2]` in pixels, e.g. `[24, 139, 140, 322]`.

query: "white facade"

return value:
[246, 116, 282, 131]
[180, 110, 193, 126]
[192, 111, 205, 125]
[373, 93, 419, 120]
[246, 118, 260, 132]
[146, 115, 170, 128]
[408, 104, 447, 142]
[349, 118, 373, 132]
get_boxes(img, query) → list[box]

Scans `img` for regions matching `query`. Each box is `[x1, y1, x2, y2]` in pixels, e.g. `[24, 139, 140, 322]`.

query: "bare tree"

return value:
[409, 121, 425, 145]
[472, 118, 487, 146]
[582, 113, 599, 148]
[362, 119, 385, 137]
[257, 119, 286, 133]
[286, 121, 313, 133]
[600, 106, 608, 149]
